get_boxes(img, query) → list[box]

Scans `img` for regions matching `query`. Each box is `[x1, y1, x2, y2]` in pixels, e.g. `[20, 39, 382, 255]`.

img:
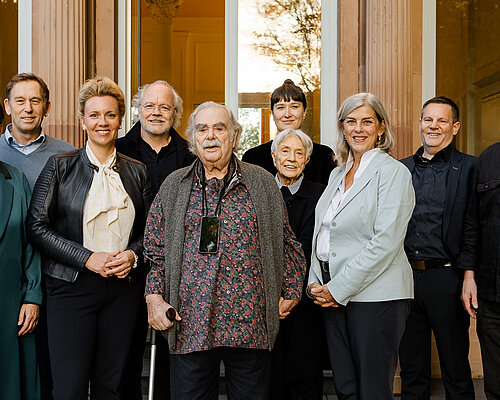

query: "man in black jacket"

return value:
[116, 80, 195, 400]
[116, 80, 196, 193]
[459, 141, 500, 400]
[399, 97, 476, 400]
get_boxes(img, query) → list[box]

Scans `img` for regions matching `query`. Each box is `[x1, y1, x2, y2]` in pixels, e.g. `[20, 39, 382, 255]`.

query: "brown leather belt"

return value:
[411, 260, 452, 270]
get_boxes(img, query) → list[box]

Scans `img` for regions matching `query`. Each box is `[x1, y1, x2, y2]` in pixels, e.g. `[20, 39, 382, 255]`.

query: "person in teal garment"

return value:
[0, 160, 42, 400]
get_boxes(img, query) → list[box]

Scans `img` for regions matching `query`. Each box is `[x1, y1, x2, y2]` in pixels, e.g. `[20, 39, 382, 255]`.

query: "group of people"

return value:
[0, 72, 499, 400]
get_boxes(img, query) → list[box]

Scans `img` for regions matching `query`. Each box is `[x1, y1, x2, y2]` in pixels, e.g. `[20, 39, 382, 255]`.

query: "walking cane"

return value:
[148, 308, 177, 400]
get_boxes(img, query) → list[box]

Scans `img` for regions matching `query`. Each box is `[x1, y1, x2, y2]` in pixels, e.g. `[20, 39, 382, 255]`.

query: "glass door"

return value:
[237, 0, 322, 156]
[130, 0, 225, 138]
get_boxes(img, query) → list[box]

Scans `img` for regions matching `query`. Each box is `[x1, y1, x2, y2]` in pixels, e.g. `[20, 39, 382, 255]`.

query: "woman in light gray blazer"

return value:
[308, 93, 415, 400]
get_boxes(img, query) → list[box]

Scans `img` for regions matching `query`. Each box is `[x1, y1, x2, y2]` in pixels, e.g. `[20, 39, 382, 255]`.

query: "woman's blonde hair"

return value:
[334, 92, 395, 166]
[78, 76, 126, 121]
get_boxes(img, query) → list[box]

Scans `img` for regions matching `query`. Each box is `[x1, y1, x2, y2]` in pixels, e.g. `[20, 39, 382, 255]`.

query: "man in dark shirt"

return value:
[399, 97, 476, 400]
[116, 80, 195, 400]
[459, 141, 500, 400]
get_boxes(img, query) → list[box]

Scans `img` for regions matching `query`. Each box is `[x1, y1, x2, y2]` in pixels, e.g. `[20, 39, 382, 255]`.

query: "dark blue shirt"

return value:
[405, 144, 454, 261]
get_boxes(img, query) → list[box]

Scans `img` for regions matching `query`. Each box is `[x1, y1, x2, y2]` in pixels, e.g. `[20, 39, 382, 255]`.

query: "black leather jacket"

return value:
[27, 147, 154, 283]
[458, 142, 500, 302]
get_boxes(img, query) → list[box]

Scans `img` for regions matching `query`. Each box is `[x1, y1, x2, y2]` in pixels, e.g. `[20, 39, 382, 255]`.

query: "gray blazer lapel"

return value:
[311, 169, 344, 273]
[333, 153, 385, 218]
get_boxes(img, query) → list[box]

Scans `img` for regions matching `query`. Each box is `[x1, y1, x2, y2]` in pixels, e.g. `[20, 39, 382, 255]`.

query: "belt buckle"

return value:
[411, 260, 426, 270]
[411, 260, 452, 270]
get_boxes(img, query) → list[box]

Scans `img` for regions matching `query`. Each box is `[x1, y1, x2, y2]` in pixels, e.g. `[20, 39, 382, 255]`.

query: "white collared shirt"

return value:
[316, 148, 381, 261]
[4, 124, 46, 154]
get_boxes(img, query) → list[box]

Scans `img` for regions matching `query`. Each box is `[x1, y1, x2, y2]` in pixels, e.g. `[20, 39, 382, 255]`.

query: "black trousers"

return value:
[120, 299, 149, 400]
[153, 333, 172, 399]
[45, 271, 141, 400]
[121, 299, 171, 400]
[37, 288, 54, 400]
[322, 299, 410, 400]
[399, 268, 474, 400]
[269, 298, 325, 400]
[170, 347, 271, 400]
[269, 328, 323, 400]
[477, 298, 500, 400]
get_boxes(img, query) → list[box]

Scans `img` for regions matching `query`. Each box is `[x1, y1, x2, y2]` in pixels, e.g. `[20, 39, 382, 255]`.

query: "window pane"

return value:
[0, 0, 18, 129]
[238, 0, 322, 153]
[437, 1, 500, 155]
[132, 0, 225, 137]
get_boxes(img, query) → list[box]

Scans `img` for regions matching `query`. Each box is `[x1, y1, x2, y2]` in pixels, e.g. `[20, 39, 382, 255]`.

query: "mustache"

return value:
[201, 139, 222, 148]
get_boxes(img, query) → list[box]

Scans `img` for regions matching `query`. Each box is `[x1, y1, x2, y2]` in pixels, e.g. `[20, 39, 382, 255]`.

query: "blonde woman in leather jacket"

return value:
[27, 76, 154, 400]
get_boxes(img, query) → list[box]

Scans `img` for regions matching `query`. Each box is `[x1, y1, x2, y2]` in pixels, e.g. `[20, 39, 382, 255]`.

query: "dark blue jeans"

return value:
[170, 347, 271, 400]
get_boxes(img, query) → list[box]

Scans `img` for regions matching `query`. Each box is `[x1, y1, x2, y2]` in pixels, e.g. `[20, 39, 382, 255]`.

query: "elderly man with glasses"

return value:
[144, 101, 306, 400]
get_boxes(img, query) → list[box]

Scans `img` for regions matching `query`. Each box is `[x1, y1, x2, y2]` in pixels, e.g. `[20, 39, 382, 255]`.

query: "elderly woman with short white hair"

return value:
[270, 128, 327, 400]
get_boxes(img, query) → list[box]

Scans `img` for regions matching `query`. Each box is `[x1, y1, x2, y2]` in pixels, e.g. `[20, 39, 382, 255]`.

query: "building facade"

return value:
[2, 0, 499, 381]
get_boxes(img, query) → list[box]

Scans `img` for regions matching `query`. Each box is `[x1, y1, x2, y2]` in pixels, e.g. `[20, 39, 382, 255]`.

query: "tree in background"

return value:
[252, 0, 321, 92]
[237, 108, 261, 158]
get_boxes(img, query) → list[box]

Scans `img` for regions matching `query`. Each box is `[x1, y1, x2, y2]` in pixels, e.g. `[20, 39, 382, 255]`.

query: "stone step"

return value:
[140, 340, 486, 399]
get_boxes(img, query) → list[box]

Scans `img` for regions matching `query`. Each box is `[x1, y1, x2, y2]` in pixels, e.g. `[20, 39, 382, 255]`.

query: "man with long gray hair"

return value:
[116, 81, 195, 400]
[144, 101, 306, 399]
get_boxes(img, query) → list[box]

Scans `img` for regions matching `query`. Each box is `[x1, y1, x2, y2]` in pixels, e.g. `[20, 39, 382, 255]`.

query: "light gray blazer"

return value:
[308, 150, 415, 305]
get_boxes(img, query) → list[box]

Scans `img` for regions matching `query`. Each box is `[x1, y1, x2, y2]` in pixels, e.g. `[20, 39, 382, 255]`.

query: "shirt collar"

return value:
[414, 143, 454, 165]
[346, 147, 381, 176]
[194, 155, 241, 187]
[274, 173, 304, 195]
[139, 132, 176, 155]
[4, 124, 46, 147]
[85, 142, 117, 169]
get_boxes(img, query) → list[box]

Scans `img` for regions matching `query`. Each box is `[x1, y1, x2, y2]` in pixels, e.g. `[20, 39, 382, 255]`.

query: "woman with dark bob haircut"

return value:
[308, 93, 415, 399]
[242, 79, 334, 185]
[27, 76, 154, 400]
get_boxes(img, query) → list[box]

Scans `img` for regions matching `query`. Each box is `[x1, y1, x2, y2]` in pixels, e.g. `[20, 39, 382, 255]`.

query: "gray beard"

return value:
[144, 128, 170, 136]
[140, 120, 172, 137]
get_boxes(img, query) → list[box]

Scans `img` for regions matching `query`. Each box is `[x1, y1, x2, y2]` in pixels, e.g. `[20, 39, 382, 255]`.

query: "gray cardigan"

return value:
[158, 159, 295, 351]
